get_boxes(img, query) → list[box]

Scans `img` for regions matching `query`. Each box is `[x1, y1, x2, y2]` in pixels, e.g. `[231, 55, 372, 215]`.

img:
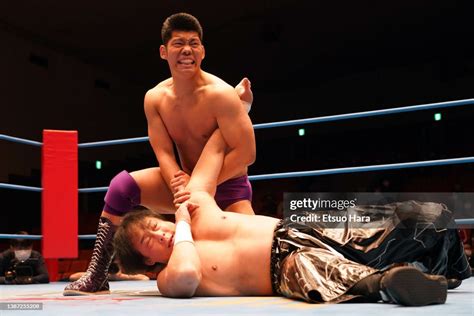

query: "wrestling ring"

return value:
[1, 98, 473, 315]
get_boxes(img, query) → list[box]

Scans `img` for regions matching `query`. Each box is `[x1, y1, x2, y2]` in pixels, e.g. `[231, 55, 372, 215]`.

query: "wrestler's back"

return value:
[191, 204, 280, 296]
[148, 72, 245, 176]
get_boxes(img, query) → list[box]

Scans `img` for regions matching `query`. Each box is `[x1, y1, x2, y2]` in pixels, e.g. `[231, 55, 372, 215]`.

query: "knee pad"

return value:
[104, 170, 141, 216]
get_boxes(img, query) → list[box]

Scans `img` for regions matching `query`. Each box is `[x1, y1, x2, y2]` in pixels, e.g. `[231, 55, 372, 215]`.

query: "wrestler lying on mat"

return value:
[113, 129, 470, 305]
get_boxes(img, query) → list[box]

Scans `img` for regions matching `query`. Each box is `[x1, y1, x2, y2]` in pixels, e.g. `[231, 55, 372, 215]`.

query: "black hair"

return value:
[161, 12, 203, 45]
[113, 209, 165, 275]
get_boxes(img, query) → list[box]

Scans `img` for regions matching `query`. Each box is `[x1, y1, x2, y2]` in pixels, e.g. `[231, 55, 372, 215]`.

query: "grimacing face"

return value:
[160, 31, 205, 75]
[130, 216, 176, 265]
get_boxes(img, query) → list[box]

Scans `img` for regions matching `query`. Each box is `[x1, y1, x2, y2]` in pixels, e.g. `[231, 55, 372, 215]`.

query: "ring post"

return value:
[42, 130, 78, 281]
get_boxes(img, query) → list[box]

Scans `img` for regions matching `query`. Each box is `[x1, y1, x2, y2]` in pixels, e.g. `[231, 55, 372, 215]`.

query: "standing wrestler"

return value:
[64, 12, 255, 295]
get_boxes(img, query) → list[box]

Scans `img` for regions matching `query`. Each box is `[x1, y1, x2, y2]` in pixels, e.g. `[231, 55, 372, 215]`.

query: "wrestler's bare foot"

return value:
[235, 77, 253, 112]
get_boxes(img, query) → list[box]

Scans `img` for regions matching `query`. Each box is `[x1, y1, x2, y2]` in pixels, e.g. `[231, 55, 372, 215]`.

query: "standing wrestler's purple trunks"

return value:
[214, 175, 252, 209]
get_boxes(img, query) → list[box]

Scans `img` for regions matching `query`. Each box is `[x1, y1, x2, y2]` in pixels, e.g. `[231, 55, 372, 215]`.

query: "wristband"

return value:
[174, 221, 194, 246]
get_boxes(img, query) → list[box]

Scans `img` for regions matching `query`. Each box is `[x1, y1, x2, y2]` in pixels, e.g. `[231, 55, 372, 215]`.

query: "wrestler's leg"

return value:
[277, 248, 376, 303]
[279, 247, 447, 305]
[64, 168, 174, 296]
[99, 167, 175, 226]
[129, 167, 175, 213]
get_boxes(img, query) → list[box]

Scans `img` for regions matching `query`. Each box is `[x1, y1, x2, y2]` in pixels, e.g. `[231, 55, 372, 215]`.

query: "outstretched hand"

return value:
[173, 190, 191, 209]
[171, 170, 191, 208]
[175, 202, 199, 224]
[171, 170, 190, 193]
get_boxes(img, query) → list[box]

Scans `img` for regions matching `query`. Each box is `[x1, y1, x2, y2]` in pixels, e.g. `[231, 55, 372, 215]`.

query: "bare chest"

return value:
[159, 97, 217, 146]
[191, 215, 278, 296]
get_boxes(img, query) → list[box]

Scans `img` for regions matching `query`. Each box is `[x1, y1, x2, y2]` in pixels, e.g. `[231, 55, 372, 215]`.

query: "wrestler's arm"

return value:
[144, 90, 181, 192]
[187, 129, 226, 196]
[156, 133, 226, 296]
[210, 88, 256, 184]
[156, 204, 202, 298]
[157, 243, 202, 297]
[155, 129, 226, 297]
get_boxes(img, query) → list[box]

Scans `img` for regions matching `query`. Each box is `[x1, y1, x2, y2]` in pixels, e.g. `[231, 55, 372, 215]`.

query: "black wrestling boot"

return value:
[63, 217, 117, 295]
[447, 278, 462, 289]
[379, 266, 448, 306]
[347, 273, 383, 303]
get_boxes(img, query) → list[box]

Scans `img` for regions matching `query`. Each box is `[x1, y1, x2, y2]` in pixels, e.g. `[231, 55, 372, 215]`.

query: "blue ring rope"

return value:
[0, 183, 42, 192]
[78, 136, 149, 148]
[1, 98, 466, 148]
[78, 187, 109, 193]
[0, 234, 43, 240]
[2, 100, 472, 242]
[455, 219, 474, 225]
[0, 134, 42, 146]
[72, 156, 474, 192]
[248, 156, 474, 181]
[0, 234, 96, 240]
[1, 98, 473, 190]
[1, 217, 473, 240]
[76, 98, 474, 147]
[2, 156, 474, 192]
[252, 98, 474, 129]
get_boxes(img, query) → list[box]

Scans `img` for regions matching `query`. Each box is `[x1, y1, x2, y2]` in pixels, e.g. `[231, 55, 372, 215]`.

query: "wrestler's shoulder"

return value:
[201, 72, 237, 99]
[149, 78, 173, 94]
[145, 79, 173, 103]
[202, 72, 234, 92]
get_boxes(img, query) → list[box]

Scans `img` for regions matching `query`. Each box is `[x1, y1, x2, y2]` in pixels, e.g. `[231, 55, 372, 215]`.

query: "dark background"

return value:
[1, 1, 474, 239]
